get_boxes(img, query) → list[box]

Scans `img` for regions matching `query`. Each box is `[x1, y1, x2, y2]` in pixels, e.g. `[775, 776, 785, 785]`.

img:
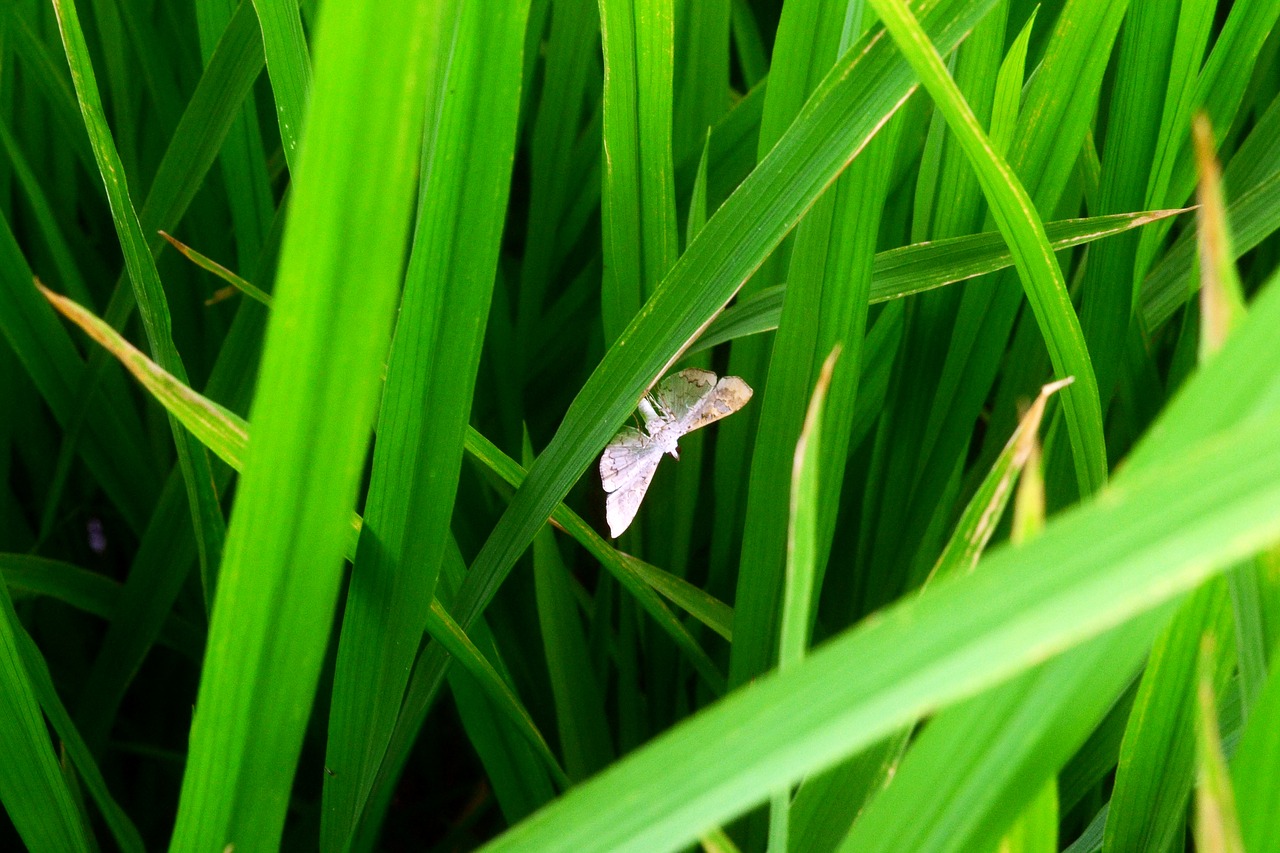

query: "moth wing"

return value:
[653, 367, 718, 422]
[678, 375, 754, 434]
[605, 454, 661, 538]
[599, 426, 663, 492]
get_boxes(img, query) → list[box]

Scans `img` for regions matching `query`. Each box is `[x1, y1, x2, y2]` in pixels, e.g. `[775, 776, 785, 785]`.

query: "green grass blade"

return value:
[49, 0, 227, 598]
[1232, 655, 1280, 851]
[249, 0, 311, 168]
[0, 214, 160, 534]
[7, 604, 146, 852]
[598, 0, 678, 340]
[870, 0, 1129, 606]
[770, 346, 839, 848]
[528, 431, 615, 781]
[731, 0, 903, 694]
[778, 347, 839, 670]
[1194, 637, 1245, 853]
[0, 578, 93, 851]
[167, 0, 438, 843]
[321, 2, 531, 845]
[927, 378, 1068, 583]
[2, 555, 201, 659]
[868, 0, 1107, 496]
[425, 597, 570, 790]
[481, 410, 1280, 853]
[1076, 0, 1180, 403]
[159, 231, 271, 306]
[1099, 582, 1235, 853]
[2, 4, 98, 181]
[838, 617, 1157, 853]
[692, 210, 1187, 354]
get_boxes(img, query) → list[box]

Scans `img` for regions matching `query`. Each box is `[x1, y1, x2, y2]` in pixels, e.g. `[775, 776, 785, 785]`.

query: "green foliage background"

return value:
[2, 0, 1280, 849]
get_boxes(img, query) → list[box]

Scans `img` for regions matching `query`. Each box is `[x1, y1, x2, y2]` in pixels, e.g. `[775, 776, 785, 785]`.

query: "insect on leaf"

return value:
[600, 368, 753, 537]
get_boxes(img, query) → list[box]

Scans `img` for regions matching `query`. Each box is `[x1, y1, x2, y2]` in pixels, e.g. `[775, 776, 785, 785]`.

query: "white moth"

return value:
[599, 368, 753, 538]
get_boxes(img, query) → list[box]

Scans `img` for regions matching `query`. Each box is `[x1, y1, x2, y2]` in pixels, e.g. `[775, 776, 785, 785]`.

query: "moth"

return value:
[599, 368, 753, 538]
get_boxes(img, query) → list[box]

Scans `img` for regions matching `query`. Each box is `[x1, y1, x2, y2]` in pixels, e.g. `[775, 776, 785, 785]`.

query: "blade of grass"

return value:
[1194, 636, 1245, 853]
[248, 0, 311, 168]
[2, 554, 202, 659]
[8, 603, 146, 852]
[927, 378, 1070, 583]
[1232, 649, 1280, 851]
[481, 408, 1280, 853]
[598, 0, 678, 341]
[731, 1, 901, 693]
[0, 574, 93, 851]
[321, 3, 532, 846]
[192, 0, 274, 268]
[770, 346, 840, 849]
[867, 0, 1107, 496]
[0, 213, 159, 535]
[166, 0, 438, 845]
[50, 0, 227, 598]
[866, 0, 1128, 610]
[159, 231, 271, 305]
[528, 431, 614, 781]
[1076, 0, 1180, 405]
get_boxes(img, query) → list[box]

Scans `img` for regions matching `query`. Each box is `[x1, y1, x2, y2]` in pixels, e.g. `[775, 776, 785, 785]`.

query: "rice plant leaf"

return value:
[867, 0, 1107, 496]
[769, 346, 840, 848]
[425, 596, 570, 789]
[928, 377, 1069, 583]
[1135, 0, 1280, 283]
[998, 781, 1059, 853]
[321, 3, 532, 846]
[1194, 637, 1245, 853]
[159, 231, 271, 305]
[49, 0, 227, 597]
[1232, 656, 1280, 852]
[2, 555, 202, 660]
[249, 0, 311, 168]
[0, 575, 94, 851]
[6, 600, 146, 852]
[1076, 0, 1181, 403]
[837, 616, 1157, 853]
[869, 0, 1129, 604]
[0, 214, 159, 535]
[528, 431, 614, 781]
[166, 0, 439, 844]
[1, 3, 98, 180]
[778, 347, 839, 671]
[480, 408, 1280, 853]
[598, 0, 678, 341]
[437, 542, 559, 823]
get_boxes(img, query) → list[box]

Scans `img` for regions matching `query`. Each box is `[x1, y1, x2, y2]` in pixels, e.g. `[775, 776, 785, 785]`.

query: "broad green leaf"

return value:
[167, 0, 439, 845]
[482, 409, 1280, 853]
[321, 3, 532, 847]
